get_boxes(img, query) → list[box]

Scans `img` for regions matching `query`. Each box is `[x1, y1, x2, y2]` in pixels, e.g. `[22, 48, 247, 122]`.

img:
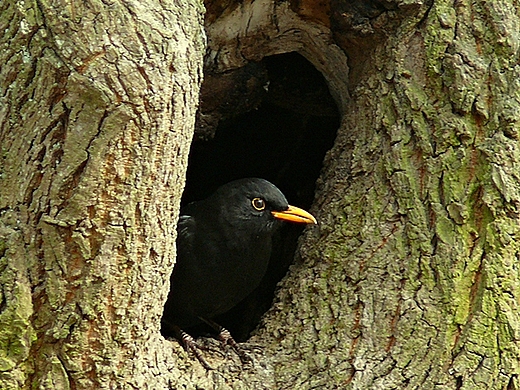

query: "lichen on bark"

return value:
[1, 0, 205, 388]
[253, 0, 520, 388]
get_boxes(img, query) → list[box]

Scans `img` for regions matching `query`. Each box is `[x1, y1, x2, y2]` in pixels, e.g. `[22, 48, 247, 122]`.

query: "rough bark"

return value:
[0, 0, 204, 388]
[2, 0, 520, 389]
[255, 1, 520, 389]
[189, 0, 520, 389]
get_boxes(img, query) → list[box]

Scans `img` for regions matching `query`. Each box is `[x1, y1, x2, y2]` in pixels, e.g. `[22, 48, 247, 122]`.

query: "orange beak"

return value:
[271, 205, 317, 225]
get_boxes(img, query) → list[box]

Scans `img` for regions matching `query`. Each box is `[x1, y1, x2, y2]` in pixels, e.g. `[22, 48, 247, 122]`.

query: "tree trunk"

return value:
[2, 0, 520, 389]
[0, 0, 204, 388]
[262, 1, 520, 389]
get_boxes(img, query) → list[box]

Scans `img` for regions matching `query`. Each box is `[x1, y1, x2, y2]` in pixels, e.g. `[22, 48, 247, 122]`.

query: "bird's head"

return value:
[209, 178, 317, 234]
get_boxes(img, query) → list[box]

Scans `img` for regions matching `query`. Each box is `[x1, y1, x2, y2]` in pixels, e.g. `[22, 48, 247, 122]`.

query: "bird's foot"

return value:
[179, 330, 214, 370]
[216, 327, 253, 365]
[199, 318, 254, 366]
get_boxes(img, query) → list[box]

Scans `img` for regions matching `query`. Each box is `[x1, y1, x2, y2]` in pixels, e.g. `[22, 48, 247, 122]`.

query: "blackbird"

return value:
[162, 178, 317, 368]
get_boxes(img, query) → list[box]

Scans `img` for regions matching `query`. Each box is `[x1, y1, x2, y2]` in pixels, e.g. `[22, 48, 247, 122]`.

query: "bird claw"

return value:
[179, 330, 214, 370]
[173, 321, 255, 369]
[196, 317, 254, 366]
[216, 327, 254, 366]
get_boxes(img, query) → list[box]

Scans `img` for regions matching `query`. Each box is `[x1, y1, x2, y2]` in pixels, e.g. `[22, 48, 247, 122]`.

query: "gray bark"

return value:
[197, 1, 520, 389]
[0, 0, 204, 388]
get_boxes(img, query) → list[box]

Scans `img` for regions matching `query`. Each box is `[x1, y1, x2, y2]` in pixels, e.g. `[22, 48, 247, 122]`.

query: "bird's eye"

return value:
[251, 197, 266, 211]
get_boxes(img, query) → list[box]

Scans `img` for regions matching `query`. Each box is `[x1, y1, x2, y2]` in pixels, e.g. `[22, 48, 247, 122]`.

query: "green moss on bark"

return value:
[0, 225, 35, 388]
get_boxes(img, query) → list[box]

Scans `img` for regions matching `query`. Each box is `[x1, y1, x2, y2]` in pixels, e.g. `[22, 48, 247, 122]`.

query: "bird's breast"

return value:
[191, 231, 272, 315]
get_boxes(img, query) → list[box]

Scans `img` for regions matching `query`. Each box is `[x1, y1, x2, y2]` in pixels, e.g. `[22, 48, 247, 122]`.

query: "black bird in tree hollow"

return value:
[162, 178, 317, 369]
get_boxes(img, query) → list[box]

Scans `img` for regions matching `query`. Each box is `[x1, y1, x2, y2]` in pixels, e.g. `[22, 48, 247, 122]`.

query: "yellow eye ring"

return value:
[252, 198, 266, 211]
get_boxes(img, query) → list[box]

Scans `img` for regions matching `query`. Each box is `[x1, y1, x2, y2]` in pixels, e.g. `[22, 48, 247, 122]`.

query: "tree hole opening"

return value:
[167, 52, 340, 341]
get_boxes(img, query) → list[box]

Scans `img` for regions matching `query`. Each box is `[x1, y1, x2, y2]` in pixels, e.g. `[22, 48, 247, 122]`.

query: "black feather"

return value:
[163, 178, 292, 328]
